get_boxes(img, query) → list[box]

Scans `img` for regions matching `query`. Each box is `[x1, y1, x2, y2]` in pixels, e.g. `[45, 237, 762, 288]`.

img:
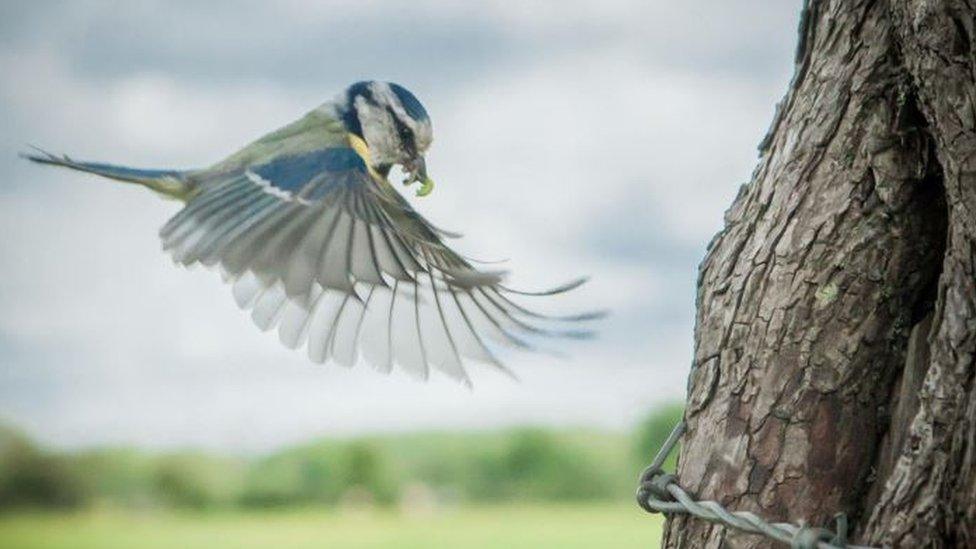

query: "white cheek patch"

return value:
[357, 102, 403, 166]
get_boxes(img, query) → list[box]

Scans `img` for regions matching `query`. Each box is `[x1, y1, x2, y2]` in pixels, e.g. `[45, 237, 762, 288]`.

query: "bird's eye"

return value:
[391, 114, 416, 155]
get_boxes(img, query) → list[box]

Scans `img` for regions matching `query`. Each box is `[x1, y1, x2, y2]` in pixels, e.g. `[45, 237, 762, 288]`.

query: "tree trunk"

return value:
[662, 1, 976, 547]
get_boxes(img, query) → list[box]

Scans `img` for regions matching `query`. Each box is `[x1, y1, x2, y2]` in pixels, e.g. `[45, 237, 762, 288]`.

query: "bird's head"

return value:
[340, 81, 435, 196]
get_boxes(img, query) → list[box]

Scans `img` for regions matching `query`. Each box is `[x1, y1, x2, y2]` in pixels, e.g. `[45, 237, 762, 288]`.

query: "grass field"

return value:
[0, 503, 662, 549]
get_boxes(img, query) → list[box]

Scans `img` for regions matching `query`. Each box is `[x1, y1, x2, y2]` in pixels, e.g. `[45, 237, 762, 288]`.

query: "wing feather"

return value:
[307, 291, 347, 363]
[282, 209, 340, 298]
[251, 281, 288, 331]
[360, 284, 395, 373]
[333, 285, 373, 366]
[188, 193, 278, 266]
[328, 294, 364, 367]
[220, 202, 305, 275]
[232, 271, 264, 309]
[316, 209, 355, 293]
[163, 181, 257, 257]
[160, 176, 244, 239]
[392, 281, 428, 380]
[348, 193, 387, 285]
[175, 188, 270, 264]
[278, 284, 323, 350]
[422, 271, 468, 385]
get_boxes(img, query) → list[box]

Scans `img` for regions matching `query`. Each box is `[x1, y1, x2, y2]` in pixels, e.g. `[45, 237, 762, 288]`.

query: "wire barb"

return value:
[636, 420, 877, 549]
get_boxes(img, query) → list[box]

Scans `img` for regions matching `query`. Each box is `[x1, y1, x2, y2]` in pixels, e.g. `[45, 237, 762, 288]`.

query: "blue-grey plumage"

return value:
[23, 81, 601, 385]
[22, 148, 192, 199]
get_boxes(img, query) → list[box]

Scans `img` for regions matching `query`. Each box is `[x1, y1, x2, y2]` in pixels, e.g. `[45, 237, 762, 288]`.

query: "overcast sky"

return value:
[0, 1, 802, 452]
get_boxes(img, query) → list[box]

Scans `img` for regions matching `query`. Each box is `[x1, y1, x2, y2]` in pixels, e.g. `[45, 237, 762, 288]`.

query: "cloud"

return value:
[0, 0, 801, 451]
[3, 1, 799, 89]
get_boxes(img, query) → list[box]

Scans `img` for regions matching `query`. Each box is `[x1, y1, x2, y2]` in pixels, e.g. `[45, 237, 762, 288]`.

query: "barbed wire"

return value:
[636, 420, 878, 549]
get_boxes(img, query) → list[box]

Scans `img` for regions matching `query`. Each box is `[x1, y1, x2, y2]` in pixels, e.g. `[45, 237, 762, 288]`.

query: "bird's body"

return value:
[25, 81, 595, 385]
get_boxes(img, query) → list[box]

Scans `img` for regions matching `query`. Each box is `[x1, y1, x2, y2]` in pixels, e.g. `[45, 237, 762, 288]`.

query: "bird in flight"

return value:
[24, 81, 598, 386]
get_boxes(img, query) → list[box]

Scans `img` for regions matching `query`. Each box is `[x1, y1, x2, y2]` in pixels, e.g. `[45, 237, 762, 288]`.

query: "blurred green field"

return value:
[0, 405, 682, 548]
[0, 503, 661, 549]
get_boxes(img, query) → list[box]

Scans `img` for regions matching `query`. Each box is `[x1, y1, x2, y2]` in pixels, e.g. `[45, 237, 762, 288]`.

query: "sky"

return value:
[0, 0, 802, 453]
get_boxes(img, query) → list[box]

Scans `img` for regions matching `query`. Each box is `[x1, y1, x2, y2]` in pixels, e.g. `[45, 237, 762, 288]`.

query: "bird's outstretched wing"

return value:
[160, 107, 599, 384]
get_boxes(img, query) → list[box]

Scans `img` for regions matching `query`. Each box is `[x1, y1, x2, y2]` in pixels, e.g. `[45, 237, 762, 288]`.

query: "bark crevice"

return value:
[860, 94, 949, 526]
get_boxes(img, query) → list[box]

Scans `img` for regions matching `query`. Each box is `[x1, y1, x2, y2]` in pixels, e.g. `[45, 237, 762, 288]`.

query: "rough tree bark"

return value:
[662, 1, 975, 547]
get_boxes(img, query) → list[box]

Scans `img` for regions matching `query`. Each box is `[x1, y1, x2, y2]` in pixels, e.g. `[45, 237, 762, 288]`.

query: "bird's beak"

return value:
[404, 156, 434, 197]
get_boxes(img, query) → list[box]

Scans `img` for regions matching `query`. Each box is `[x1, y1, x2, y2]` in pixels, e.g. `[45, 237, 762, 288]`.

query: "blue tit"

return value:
[24, 81, 599, 385]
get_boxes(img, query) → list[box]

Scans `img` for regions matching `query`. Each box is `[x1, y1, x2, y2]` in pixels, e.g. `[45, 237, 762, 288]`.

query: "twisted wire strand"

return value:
[636, 421, 877, 549]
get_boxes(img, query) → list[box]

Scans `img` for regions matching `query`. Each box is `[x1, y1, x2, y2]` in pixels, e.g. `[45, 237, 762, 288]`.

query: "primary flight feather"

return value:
[24, 81, 598, 385]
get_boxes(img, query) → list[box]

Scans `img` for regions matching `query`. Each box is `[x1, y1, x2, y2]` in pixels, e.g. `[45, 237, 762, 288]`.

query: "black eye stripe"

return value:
[387, 107, 416, 154]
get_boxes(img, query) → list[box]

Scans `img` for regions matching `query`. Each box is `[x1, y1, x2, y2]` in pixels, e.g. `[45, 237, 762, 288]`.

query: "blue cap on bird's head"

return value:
[344, 81, 429, 122]
[387, 82, 430, 124]
[340, 81, 434, 196]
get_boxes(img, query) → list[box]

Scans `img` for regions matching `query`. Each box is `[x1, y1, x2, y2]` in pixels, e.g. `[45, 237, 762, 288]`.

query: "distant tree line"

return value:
[0, 404, 682, 511]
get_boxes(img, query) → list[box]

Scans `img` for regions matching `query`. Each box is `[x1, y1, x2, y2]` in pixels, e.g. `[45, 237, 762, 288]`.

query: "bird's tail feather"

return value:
[21, 147, 192, 200]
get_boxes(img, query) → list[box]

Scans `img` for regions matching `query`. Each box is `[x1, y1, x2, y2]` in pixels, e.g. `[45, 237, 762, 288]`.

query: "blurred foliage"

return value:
[633, 402, 685, 472]
[0, 425, 84, 508]
[240, 440, 396, 508]
[468, 429, 614, 501]
[153, 453, 244, 509]
[0, 402, 682, 512]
